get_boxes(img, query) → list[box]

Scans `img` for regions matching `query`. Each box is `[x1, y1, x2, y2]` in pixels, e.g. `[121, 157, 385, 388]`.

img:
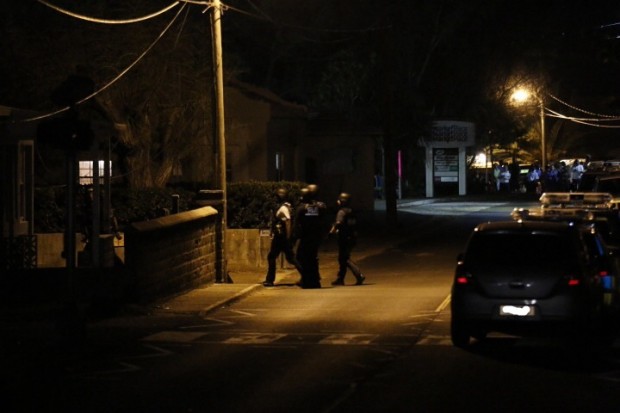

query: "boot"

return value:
[331, 277, 344, 286]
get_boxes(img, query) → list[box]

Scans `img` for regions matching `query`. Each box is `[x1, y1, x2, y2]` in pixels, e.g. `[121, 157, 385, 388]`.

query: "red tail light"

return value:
[456, 276, 470, 285]
[565, 275, 580, 286]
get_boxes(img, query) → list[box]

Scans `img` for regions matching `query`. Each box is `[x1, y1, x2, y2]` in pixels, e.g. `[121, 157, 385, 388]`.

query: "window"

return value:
[79, 161, 112, 185]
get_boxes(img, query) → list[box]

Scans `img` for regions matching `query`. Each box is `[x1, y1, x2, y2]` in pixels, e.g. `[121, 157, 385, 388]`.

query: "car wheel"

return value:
[451, 319, 471, 347]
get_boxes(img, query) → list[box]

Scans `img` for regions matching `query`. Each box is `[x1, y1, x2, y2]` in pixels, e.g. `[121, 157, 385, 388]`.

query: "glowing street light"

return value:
[511, 88, 547, 170]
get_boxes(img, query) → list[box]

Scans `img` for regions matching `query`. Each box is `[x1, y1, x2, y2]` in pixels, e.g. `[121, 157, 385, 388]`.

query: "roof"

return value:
[226, 78, 308, 116]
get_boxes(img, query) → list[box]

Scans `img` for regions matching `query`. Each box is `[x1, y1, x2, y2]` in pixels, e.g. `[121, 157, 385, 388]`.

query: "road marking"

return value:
[320, 334, 378, 345]
[417, 335, 452, 346]
[223, 333, 287, 344]
[227, 309, 257, 317]
[435, 294, 451, 313]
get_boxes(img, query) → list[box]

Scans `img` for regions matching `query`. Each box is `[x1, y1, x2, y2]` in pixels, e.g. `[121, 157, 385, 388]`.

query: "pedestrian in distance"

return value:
[498, 163, 511, 193]
[294, 184, 327, 289]
[570, 159, 584, 191]
[262, 188, 303, 287]
[330, 192, 365, 286]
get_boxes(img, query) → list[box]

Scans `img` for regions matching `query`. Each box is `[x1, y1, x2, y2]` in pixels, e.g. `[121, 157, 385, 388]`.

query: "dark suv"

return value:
[451, 220, 607, 347]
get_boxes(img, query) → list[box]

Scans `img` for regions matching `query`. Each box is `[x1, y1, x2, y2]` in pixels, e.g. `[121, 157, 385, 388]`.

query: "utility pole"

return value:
[211, 0, 229, 282]
[539, 96, 546, 171]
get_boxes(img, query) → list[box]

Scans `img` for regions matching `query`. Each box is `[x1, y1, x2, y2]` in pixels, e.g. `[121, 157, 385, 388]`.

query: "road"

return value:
[7, 201, 620, 412]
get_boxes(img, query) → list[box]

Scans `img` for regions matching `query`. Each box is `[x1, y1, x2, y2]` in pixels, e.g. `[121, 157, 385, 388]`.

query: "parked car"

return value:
[511, 192, 620, 316]
[451, 220, 609, 347]
[512, 192, 620, 245]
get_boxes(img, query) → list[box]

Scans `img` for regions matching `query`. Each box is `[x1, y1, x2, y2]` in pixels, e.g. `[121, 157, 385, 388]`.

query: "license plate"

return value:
[499, 305, 535, 317]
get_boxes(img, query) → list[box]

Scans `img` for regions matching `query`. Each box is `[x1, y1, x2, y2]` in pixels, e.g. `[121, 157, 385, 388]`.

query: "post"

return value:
[211, 0, 229, 282]
[539, 97, 546, 171]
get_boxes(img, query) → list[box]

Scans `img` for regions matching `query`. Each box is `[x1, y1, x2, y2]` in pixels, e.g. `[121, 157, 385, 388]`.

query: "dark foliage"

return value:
[34, 182, 309, 232]
[226, 181, 306, 229]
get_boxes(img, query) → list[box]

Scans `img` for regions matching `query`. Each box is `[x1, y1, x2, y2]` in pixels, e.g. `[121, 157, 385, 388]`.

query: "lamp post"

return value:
[511, 88, 546, 171]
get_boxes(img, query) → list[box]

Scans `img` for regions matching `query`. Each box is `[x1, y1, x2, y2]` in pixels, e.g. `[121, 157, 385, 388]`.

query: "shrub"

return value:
[33, 181, 308, 232]
[226, 181, 306, 229]
[34, 185, 195, 233]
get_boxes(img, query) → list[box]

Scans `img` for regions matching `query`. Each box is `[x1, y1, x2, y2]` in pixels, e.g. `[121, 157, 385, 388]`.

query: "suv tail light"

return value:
[456, 275, 471, 285]
[455, 260, 472, 285]
[564, 275, 581, 286]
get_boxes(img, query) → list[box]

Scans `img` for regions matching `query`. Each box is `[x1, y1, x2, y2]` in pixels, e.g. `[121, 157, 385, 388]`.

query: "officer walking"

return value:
[294, 184, 327, 289]
[262, 188, 303, 287]
[330, 193, 365, 286]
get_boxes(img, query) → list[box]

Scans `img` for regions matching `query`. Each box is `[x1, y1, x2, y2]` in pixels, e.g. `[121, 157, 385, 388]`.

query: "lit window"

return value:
[79, 161, 112, 185]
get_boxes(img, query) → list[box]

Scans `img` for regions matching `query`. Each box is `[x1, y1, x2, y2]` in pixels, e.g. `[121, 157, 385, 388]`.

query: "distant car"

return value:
[450, 220, 608, 347]
[512, 192, 620, 245]
[581, 161, 620, 192]
[592, 174, 620, 210]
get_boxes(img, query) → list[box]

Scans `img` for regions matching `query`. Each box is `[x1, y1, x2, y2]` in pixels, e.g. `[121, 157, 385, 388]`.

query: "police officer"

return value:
[262, 188, 303, 287]
[294, 184, 327, 289]
[330, 192, 365, 286]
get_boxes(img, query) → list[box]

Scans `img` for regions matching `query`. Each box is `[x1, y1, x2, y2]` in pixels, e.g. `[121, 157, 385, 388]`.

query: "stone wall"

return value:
[124, 206, 219, 303]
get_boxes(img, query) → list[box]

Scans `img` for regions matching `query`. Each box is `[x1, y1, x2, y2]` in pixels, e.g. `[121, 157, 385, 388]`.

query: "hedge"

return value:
[33, 181, 308, 232]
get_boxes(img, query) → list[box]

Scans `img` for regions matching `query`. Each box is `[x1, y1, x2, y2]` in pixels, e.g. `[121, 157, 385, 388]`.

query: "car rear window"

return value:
[466, 231, 579, 270]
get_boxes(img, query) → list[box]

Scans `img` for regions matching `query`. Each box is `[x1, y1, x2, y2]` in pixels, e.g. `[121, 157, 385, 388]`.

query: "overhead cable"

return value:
[36, 0, 181, 24]
[18, 2, 189, 123]
[546, 108, 620, 129]
[547, 92, 619, 118]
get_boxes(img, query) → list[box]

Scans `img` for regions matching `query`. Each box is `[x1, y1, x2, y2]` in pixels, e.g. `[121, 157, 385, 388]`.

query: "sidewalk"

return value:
[149, 228, 395, 316]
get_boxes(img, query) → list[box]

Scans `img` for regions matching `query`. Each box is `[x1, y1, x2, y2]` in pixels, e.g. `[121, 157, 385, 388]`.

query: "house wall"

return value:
[225, 87, 271, 182]
[298, 133, 376, 213]
[224, 85, 378, 211]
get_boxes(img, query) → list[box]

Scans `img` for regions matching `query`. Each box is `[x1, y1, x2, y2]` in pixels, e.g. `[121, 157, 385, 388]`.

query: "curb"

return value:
[198, 284, 262, 317]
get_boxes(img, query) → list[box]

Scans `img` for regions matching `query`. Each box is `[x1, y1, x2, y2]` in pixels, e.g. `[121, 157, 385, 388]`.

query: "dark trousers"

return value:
[336, 239, 362, 281]
[296, 239, 321, 287]
[265, 236, 303, 283]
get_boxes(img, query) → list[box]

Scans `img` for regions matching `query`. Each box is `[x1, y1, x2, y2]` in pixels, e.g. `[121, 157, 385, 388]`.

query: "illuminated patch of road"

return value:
[400, 202, 507, 216]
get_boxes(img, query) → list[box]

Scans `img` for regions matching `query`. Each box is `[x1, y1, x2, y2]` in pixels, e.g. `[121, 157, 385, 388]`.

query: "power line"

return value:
[546, 108, 620, 129]
[12, 3, 189, 124]
[36, 0, 182, 25]
[547, 92, 620, 119]
[223, 0, 390, 34]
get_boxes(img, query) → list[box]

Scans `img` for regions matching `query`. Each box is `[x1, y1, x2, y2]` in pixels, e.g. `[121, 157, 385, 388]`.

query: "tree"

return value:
[0, 0, 216, 188]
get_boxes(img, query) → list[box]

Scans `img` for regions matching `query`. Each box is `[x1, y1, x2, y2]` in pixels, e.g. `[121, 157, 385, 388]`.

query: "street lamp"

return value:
[511, 88, 546, 171]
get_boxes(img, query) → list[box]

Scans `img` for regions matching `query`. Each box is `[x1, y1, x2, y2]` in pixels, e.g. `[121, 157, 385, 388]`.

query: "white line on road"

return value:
[435, 294, 451, 313]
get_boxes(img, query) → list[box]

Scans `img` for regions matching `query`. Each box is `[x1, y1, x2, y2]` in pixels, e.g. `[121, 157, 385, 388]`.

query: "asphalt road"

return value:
[7, 200, 620, 412]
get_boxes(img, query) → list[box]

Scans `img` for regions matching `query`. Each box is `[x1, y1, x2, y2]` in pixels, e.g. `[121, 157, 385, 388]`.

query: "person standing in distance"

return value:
[330, 193, 365, 286]
[294, 184, 327, 289]
[262, 188, 303, 287]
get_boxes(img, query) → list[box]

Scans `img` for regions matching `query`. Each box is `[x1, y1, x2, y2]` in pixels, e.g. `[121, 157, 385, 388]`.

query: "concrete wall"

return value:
[124, 206, 219, 303]
[37, 233, 85, 268]
[226, 228, 271, 271]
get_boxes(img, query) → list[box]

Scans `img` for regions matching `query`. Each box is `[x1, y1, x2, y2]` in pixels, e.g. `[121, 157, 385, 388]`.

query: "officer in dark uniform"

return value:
[330, 192, 365, 286]
[262, 188, 303, 287]
[294, 184, 327, 289]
